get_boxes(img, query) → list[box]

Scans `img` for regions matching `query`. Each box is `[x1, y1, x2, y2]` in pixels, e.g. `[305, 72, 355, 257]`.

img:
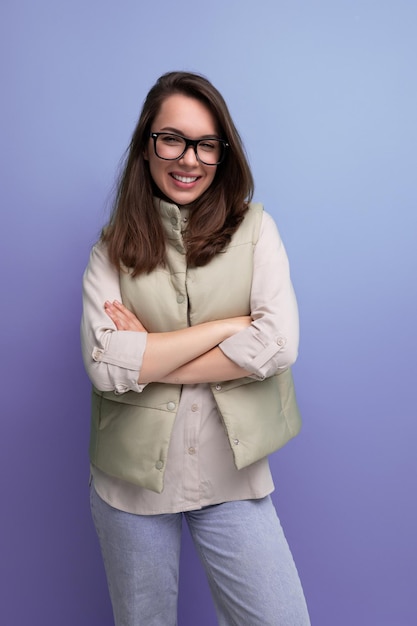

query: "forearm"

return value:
[157, 347, 251, 385]
[139, 321, 248, 384]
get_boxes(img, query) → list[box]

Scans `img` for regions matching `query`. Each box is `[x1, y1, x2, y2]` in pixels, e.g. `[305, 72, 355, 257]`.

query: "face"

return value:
[145, 94, 219, 205]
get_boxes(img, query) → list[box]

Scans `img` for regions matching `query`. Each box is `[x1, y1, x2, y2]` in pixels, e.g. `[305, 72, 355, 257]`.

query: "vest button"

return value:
[170, 217, 177, 225]
[215, 384, 222, 391]
[167, 401, 176, 411]
[155, 460, 164, 470]
[233, 439, 239, 445]
[177, 294, 185, 304]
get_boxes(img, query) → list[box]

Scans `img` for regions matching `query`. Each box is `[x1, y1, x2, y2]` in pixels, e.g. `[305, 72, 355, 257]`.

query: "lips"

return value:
[171, 173, 199, 183]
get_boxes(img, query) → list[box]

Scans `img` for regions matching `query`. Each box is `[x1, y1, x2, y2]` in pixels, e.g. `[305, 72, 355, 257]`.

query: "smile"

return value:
[171, 174, 199, 183]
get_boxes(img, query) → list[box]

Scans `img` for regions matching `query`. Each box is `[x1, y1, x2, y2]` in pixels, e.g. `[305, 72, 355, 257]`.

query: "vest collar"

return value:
[153, 197, 190, 244]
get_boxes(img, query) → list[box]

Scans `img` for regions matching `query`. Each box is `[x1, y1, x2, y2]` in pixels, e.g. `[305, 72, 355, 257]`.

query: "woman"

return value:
[81, 71, 310, 626]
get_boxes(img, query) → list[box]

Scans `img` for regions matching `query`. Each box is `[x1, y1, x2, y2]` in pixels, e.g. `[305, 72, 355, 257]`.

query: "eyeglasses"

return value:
[150, 132, 228, 166]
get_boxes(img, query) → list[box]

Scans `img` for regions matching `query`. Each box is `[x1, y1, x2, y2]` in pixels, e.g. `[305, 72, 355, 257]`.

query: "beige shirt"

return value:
[81, 210, 299, 514]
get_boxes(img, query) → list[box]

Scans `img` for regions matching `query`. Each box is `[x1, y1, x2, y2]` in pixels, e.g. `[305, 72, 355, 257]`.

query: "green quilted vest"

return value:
[89, 200, 301, 493]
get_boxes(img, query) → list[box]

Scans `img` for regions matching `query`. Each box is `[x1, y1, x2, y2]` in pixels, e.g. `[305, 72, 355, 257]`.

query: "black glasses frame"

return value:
[150, 132, 229, 166]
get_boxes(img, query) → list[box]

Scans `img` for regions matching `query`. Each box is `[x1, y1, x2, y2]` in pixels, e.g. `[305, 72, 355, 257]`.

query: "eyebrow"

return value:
[159, 126, 220, 139]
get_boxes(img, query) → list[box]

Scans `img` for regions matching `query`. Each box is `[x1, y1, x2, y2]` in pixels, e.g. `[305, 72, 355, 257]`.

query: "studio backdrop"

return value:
[1, 1, 416, 625]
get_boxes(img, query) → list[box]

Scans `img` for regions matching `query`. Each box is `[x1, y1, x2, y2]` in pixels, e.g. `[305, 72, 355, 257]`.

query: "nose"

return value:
[179, 145, 199, 166]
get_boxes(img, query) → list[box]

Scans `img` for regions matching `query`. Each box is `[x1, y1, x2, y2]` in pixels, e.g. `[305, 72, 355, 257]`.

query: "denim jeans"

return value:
[90, 484, 310, 626]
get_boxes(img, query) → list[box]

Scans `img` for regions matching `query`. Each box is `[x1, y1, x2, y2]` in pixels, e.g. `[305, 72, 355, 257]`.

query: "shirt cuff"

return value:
[88, 330, 148, 394]
[219, 327, 291, 380]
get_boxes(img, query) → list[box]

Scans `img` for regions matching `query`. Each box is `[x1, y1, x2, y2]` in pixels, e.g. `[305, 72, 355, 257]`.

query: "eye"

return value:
[199, 140, 217, 152]
[161, 134, 183, 145]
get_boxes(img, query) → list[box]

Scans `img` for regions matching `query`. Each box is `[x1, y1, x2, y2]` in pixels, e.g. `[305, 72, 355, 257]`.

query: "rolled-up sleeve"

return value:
[219, 211, 299, 380]
[80, 242, 147, 394]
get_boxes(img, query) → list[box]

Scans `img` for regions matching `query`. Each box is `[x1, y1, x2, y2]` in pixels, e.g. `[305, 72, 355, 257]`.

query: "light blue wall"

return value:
[1, 1, 416, 624]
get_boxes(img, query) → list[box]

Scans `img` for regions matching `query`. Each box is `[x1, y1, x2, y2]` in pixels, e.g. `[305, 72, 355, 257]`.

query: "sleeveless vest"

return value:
[89, 199, 301, 493]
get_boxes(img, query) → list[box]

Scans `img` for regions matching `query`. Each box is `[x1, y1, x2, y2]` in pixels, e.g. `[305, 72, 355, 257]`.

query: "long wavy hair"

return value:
[102, 71, 254, 275]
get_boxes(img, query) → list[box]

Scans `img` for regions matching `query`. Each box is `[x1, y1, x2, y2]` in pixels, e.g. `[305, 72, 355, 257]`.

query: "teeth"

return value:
[172, 174, 198, 183]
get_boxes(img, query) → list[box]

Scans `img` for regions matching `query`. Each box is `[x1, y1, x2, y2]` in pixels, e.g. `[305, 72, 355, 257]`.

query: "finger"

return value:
[104, 302, 127, 329]
[104, 301, 146, 332]
[112, 301, 147, 331]
[112, 300, 140, 322]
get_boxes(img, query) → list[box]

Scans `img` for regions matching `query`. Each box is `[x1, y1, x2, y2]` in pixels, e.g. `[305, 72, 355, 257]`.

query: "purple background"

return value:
[1, 1, 416, 624]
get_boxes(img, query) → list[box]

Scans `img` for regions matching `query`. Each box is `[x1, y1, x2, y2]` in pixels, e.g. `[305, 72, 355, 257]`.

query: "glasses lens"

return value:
[196, 139, 224, 165]
[155, 134, 186, 160]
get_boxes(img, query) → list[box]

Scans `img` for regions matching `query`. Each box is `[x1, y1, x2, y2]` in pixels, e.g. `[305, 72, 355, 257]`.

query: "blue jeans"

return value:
[90, 484, 310, 626]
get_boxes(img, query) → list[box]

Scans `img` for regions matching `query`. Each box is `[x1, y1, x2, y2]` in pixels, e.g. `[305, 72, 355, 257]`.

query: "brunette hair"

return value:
[102, 71, 254, 275]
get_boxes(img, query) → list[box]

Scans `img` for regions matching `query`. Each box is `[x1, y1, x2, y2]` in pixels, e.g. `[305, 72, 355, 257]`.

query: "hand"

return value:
[104, 300, 147, 332]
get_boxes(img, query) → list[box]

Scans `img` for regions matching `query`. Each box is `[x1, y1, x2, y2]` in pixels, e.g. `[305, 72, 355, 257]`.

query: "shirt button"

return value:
[155, 460, 164, 470]
[188, 447, 196, 455]
[92, 347, 103, 362]
[191, 404, 198, 412]
[276, 337, 286, 347]
[167, 401, 176, 411]
[177, 294, 185, 304]
[233, 439, 239, 445]
[215, 384, 222, 391]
